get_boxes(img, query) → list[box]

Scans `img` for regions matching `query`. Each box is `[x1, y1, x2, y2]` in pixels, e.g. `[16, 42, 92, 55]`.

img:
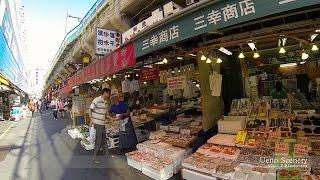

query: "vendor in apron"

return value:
[108, 93, 137, 152]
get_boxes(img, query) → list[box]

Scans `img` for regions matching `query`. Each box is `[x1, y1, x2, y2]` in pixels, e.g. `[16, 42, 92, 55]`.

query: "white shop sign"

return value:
[96, 28, 121, 55]
[167, 76, 187, 90]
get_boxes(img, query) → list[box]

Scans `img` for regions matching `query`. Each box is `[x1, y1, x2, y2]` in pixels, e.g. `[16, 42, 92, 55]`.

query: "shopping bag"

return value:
[88, 125, 96, 144]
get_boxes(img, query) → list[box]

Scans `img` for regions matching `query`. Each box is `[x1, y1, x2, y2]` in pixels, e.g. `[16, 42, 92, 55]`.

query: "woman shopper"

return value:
[51, 98, 59, 120]
[58, 99, 65, 119]
[109, 93, 137, 152]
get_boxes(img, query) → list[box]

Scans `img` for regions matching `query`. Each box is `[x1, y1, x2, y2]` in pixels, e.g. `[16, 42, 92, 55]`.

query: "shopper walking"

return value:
[58, 99, 65, 119]
[89, 88, 111, 164]
[37, 99, 43, 115]
[28, 99, 36, 117]
[51, 98, 59, 120]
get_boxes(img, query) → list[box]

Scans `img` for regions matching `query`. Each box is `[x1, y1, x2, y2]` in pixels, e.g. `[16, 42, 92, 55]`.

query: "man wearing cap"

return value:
[89, 88, 111, 163]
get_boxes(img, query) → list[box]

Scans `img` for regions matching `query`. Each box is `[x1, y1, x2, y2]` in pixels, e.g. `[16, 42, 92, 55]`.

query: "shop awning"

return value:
[58, 85, 72, 96]
[68, 43, 136, 88]
[0, 84, 12, 92]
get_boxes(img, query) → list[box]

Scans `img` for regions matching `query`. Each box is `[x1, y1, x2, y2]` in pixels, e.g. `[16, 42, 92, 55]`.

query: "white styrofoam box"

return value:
[142, 162, 173, 180]
[182, 169, 217, 180]
[165, 147, 187, 174]
[218, 116, 246, 134]
[80, 140, 94, 151]
[149, 130, 166, 140]
[127, 156, 142, 171]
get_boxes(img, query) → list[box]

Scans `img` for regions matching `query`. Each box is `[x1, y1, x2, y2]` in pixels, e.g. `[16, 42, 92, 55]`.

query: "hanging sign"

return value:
[167, 76, 187, 90]
[139, 66, 159, 81]
[96, 28, 121, 55]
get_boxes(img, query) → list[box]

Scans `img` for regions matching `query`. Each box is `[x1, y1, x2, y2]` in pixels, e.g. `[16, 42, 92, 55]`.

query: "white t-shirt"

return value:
[121, 79, 130, 93]
[129, 79, 140, 93]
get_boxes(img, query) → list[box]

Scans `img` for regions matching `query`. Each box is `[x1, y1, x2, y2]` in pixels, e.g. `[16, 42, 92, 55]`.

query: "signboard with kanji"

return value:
[139, 66, 159, 81]
[96, 28, 121, 55]
[134, 0, 319, 57]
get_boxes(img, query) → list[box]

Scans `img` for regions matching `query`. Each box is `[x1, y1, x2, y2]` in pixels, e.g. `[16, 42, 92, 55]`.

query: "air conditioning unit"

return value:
[186, 0, 195, 6]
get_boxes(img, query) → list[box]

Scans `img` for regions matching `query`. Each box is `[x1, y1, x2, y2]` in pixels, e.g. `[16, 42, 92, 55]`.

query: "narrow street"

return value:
[0, 111, 150, 180]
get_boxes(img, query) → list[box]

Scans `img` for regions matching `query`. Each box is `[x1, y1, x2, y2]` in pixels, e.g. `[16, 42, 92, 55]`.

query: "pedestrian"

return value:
[89, 88, 111, 164]
[37, 99, 43, 115]
[58, 99, 65, 119]
[28, 99, 36, 117]
[51, 98, 58, 120]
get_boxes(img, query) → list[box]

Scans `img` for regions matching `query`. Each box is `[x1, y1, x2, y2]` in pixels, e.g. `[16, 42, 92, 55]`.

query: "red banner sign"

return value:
[139, 66, 159, 81]
[68, 43, 136, 88]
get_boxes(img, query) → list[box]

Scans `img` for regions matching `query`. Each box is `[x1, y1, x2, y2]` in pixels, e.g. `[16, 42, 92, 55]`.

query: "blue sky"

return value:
[24, 0, 94, 72]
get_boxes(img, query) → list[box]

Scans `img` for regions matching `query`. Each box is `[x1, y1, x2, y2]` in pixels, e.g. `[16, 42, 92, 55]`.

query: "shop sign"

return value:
[294, 144, 309, 156]
[134, 0, 320, 57]
[167, 76, 187, 90]
[275, 142, 289, 156]
[235, 130, 247, 144]
[139, 66, 159, 81]
[68, 43, 136, 88]
[96, 28, 121, 55]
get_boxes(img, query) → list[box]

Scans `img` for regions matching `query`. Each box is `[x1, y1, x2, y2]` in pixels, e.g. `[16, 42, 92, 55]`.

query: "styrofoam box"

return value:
[127, 156, 142, 171]
[80, 140, 94, 151]
[182, 168, 217, 180]
[142, 162, 173, 180]
[108, 137, 119, 149]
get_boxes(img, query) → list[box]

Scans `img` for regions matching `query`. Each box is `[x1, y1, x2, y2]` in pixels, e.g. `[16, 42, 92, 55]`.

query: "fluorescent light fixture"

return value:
[279, 47, 286, 54]
[176, 56, 183, 60]
[299, 61, 306, 65]
[189, 53, 196, 57]
[253, 52, 260, 58]
[238, 52, 245, 59]
[311, 44, 319, 51]
[316, 29, 320, 33]
[163, 58, 168, 64]
[280, 63, 297, 68]
[201, 55, 207, 61]
[311, 34, 318, 42]
[248, 42, 256, 51]
[218, 47, 232, 56]
[113, 75, 116, 78]
[72, 86, 78, 89]
[302, 51, 309, 60]
[216, 58, 222, 64]
[155, 61, 165, 65]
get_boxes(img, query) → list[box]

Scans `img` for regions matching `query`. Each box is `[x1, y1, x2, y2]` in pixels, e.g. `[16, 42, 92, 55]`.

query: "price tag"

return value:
[160, 125, 168, 131]
[248, 139, 256, 146]
[275, 142, 289, 156]
[180, 129, 191, 135]
[191, 121, 201, 126]
[169, 126, 180, 132]
[294, 144, 309, 156]
[236, 130, 247, 144]
[269, 131, 281, 141]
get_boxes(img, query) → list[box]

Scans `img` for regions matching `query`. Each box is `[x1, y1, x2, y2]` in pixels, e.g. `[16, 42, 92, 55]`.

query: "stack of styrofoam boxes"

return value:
[108, 136, 119, 149]
[127, 156, 142, 171]
[166, 147, 193, 174]
[142, 162, 174, 180]
[149, 130, 166, 140]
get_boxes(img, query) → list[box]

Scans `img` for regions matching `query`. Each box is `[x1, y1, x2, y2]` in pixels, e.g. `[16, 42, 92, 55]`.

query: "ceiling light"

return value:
[201, 55, 207, 61]
[155, 61, 165, 65]
[172, 70, 175, 74]
[311, 44, 319, 51]
[248, 42, 256, 51]
[178, 69, 181, 73]
[279, 47, 286, 54]
[189, 53, 196, 57]
[218, 47, 232, 56]
[124, 75, 127, 78]
[163, 58, 168, 64]
[136, 74, 139, 77]
[302, 51, 309, 60]
[143, 81, 147, 84]
[127, 74, 130, 78]
[196, 84, 200, 88]
[299, 61, 306, 65]
[216, 58, 222, 64]
[280, 63, 297, 68]
[253, 52, 260, 58]
[206, 58, 212, 64]
[311, 34, 318, 42]
[238, 52, 245, 59]
[113, 75, 116, 78]
[176, 56, 183, 60]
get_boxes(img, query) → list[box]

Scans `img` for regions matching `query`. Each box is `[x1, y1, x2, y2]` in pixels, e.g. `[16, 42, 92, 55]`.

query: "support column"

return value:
[198, 51, 223, 132]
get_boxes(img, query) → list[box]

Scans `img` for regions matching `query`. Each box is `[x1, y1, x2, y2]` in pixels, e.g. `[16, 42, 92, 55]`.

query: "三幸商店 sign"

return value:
[134, 0, 320, 57]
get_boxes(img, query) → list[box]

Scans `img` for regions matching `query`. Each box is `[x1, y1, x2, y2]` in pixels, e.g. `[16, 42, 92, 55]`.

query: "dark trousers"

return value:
[53, 110, 58, 119]
[94, 124, 108, 156]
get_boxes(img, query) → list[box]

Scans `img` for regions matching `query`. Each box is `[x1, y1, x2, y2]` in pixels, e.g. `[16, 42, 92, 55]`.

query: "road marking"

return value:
[279, 0, 297, 5]
[0, 124, 13, 140]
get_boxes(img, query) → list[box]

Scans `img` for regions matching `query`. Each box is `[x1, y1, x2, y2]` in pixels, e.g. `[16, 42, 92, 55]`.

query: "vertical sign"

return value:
[96, 28, 121, 55]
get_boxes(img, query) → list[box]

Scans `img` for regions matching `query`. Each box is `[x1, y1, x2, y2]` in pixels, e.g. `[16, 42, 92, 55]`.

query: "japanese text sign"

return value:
[96, 28, 121, 55]
[275, 142, 289, 156]
[134, 0, 319, 57]
[139, 66, 159, 81]
[294, 144, 309, 156]
[236, 130, 247, 144]
[167, 76, 187, 90]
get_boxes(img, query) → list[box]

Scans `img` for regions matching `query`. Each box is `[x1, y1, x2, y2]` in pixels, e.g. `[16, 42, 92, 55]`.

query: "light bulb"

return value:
[113, 75, 116, 78]
[238, 52, 245, 59]
[253, 52, 260, 58]
[279, 47, 286, 54]
[206, 58, 212, 64]
[163, 58, 168, 64]
[302, 52, 309, 60]
[216, 58, 222, 64]
[201, 55, 207, 61]
[311, 44, 319, 51]
[143, 81, 147, 84]
[136, 74, 139, 77]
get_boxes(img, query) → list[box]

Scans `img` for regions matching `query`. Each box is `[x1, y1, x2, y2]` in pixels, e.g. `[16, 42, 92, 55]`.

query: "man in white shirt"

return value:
[89, 88, 111, 164]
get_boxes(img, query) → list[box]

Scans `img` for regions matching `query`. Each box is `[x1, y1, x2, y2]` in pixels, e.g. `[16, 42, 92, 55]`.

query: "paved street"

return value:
[0, 111, 152, 180]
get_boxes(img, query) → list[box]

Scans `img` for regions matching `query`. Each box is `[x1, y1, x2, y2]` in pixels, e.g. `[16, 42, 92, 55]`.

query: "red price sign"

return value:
[294, 144, 309, 156]
[275, 142, 289, 155]
[139, 66, 159, 81]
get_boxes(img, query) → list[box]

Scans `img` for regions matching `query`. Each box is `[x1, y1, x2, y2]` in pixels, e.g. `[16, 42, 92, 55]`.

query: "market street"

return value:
[0, 111, 152, 180]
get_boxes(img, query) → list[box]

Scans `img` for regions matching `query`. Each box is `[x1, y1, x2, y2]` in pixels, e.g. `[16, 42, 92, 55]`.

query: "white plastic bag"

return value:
[88, 125, 96, 144]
